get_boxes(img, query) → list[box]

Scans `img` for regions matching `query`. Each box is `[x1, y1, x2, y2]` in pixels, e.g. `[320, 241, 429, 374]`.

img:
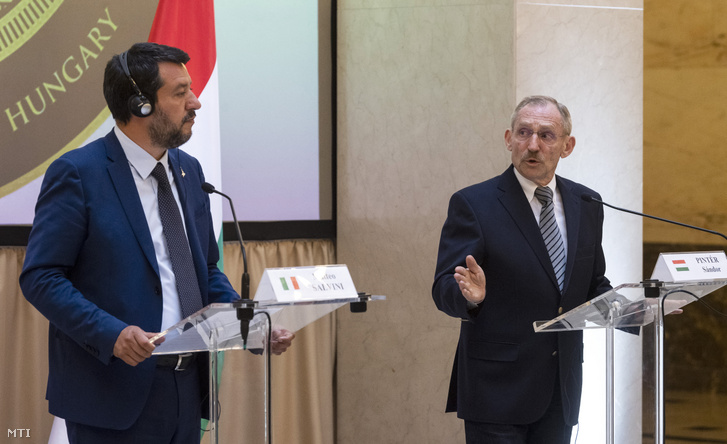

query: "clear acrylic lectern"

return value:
[150, 294, 384, 444]
[534, 279, 727, 444]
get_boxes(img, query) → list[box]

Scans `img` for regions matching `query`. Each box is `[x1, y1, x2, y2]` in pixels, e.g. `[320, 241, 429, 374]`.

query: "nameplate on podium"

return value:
[651, 251, 727, 282]
[255, 264, 358, 302]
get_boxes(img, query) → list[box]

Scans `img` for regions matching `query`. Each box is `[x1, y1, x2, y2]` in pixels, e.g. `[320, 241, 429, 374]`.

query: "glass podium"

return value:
[150, 294, 385, 444]
[534, 279, 727, 444]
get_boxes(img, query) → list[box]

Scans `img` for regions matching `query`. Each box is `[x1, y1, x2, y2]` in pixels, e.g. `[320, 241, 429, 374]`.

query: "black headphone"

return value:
[119, 51, 153, 118]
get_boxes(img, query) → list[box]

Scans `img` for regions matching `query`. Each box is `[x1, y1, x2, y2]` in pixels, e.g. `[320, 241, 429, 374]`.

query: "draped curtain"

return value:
[1, 239, 336, 444]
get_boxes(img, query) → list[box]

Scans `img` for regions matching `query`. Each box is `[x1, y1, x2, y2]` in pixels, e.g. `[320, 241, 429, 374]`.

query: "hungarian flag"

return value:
[672, 259, 689, 272]
[149, 0, 224, 243]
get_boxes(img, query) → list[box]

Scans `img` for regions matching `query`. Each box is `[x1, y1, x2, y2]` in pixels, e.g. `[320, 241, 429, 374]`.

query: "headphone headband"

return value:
[119, 51, 153, 118]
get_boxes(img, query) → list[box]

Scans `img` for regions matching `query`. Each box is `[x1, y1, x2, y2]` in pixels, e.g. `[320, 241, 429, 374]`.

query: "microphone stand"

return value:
[583, 194, 727, 298]
[582, 194, 727, 242]
[201, 182, 255, 348]
[202, 182, 272, 443]
[583, 193, 727, 444]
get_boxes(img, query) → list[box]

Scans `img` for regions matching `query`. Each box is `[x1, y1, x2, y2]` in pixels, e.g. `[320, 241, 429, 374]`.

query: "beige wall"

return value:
[642, 0, 727, 439]
[644, 0, 727, 245]
[336, 1, 643, 443]
[336, 1, 514, 442]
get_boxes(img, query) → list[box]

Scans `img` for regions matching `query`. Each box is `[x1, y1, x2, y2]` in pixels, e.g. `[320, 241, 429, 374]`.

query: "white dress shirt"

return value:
[512, 167, 569, 258]
[114, 126, 186, 331]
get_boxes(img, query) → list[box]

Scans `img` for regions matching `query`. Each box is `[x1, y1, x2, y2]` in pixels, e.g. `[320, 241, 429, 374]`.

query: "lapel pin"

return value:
[180, 166, 186, 178]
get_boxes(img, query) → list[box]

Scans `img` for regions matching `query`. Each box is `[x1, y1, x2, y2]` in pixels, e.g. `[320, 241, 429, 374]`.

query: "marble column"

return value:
[516, 1, 644, 442]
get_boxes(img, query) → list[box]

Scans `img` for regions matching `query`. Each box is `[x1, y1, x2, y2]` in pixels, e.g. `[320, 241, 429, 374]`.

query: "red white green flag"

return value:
[672, 259, 689, 272]
[149, 0, 223, 243]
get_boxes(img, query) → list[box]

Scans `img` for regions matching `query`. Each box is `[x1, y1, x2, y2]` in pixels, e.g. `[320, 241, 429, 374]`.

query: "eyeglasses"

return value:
[513, 127, 565, 145]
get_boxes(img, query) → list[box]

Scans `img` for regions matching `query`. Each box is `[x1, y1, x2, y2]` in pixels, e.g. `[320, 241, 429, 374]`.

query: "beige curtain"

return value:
[1, 246, 52, 440]
[2, 239, 336, 444]
[214, 240, 337, 444]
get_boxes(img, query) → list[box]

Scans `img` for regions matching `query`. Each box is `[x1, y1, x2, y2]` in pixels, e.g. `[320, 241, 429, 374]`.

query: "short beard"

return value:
[148, 108, 192, 149]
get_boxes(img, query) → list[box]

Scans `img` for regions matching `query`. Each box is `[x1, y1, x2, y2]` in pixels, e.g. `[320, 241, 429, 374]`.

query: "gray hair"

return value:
[510, 95, 572, 136]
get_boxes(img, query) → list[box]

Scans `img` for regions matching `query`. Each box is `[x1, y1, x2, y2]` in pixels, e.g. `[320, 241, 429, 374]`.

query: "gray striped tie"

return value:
[535, 186, 565, 292]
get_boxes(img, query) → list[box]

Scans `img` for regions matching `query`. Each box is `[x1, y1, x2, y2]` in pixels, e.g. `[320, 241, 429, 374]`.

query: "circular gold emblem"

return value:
[0, 0, 159, 197]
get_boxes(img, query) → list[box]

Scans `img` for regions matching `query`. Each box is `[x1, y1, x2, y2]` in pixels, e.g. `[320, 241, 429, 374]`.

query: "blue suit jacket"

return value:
[20, 131, 239, 430]
[432, 165, 611, 426]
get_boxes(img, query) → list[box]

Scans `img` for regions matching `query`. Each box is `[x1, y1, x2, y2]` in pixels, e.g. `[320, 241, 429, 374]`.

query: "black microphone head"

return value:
[581, 194, 595, 203]
[201, 182, 216, 194]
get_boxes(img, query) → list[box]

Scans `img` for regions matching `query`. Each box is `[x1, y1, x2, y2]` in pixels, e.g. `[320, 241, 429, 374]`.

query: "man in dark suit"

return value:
[20, 42, 293, 443]
[432, 96, 612, 443]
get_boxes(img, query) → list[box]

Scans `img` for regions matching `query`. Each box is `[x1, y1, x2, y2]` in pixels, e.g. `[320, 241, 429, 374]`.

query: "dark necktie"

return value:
[534, 186, 566, 292]
[151, 162, 203, 318]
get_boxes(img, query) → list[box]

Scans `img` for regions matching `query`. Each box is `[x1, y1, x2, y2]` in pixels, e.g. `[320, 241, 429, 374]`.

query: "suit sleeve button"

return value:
[552, 351, 558, 356]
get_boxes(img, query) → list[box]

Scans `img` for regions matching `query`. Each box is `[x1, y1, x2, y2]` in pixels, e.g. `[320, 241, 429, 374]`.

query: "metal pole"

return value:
[209, 343, 219, 443]
[265, 315, 271, 444]
[606, 325, 615, 444]
[654, 304, 664, 444]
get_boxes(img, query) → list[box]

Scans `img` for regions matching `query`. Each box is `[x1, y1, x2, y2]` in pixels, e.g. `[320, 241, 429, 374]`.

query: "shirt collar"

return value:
[114, 126, 169, 179]
[512, 167, 557, 202]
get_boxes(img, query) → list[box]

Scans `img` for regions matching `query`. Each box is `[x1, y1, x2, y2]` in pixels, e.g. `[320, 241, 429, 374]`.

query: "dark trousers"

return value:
[66, 361, 202, 444]
[464, 378, 572, 444]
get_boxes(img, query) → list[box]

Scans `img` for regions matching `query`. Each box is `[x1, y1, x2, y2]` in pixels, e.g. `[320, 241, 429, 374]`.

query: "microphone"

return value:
[202, 182, 254, 348]
[581, 194, 727, 242]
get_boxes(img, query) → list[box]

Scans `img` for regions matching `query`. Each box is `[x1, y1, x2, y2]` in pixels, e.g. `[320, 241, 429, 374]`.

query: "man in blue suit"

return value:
[432, 96, 612, 443]
[20, 42, 293, 443]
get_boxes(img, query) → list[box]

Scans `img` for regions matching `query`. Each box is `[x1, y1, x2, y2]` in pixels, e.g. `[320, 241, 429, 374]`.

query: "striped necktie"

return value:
[151, 162, 204, 318]
[534, 186, 566, 292]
